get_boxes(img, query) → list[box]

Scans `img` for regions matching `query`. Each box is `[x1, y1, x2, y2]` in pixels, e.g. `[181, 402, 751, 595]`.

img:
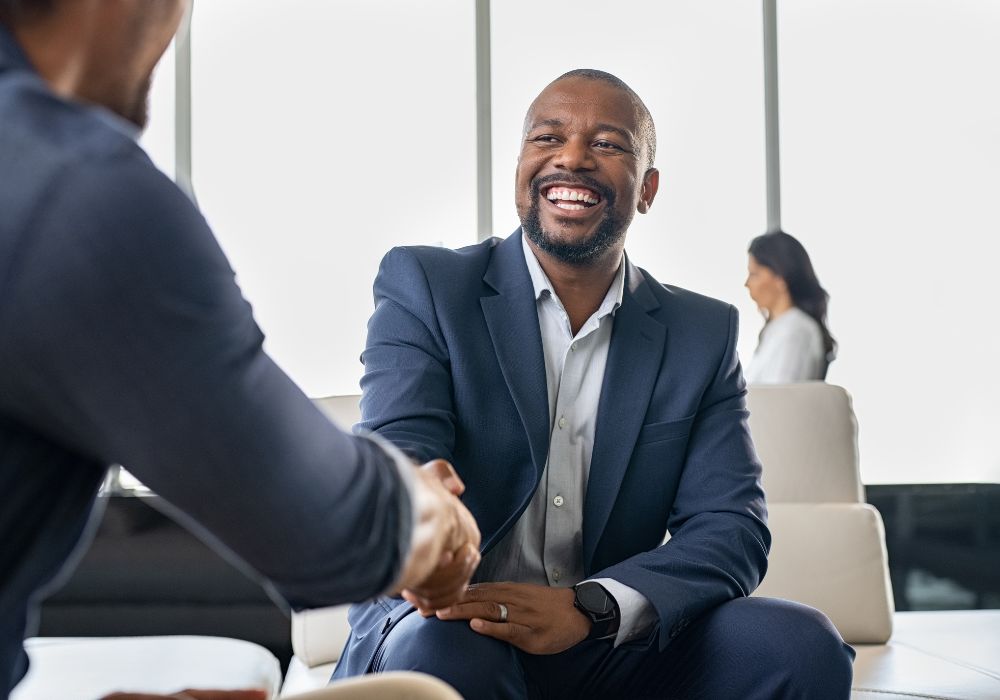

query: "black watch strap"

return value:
[573, 581, 621, 641]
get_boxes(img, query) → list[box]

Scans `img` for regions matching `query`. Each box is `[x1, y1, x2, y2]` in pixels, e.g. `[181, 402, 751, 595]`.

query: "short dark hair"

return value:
[553, 68, 657, 171]
[0, 0, 56, 24]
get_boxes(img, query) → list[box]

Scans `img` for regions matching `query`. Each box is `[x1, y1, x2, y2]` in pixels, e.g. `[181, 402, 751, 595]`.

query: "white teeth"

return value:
[555, 202, 586, 210]
[546, 188, 599, 205]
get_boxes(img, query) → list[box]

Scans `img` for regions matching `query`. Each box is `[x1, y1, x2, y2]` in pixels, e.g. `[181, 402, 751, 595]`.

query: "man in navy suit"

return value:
[0, 2, 480, 698]
[333, 70, 855, 698]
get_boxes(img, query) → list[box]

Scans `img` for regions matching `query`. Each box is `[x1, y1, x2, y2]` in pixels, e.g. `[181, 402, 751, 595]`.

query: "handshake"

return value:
[393, 460, 482, 615]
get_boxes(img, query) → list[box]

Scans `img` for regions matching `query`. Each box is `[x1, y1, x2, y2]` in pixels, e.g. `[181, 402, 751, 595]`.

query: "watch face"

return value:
[577, 582, 613, 615]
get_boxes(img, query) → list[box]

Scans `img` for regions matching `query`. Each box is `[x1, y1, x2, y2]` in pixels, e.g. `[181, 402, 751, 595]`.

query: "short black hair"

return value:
[553, 68, 657, 171]
[0, 0, 56, 24]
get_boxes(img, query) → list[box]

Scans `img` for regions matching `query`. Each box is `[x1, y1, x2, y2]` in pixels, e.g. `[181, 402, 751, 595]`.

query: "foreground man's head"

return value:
[516, 69, 660, 267]
[0, 0, 188, 128]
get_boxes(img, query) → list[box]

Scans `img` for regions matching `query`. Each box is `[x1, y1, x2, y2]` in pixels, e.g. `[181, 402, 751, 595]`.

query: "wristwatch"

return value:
[573, 581, 621, 641]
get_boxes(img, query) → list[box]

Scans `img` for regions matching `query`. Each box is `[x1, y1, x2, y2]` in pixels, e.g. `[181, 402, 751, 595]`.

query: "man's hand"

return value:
[435, 582, 592, 655]
[101, 690, 266, 700]
[393, 460, 480, 612]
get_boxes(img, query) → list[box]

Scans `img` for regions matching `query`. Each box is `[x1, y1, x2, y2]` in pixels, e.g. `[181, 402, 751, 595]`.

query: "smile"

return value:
[543, 185, 602, 211]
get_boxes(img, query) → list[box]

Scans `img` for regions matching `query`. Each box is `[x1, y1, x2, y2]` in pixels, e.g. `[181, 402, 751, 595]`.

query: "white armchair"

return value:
[747, 383, 1000, 699]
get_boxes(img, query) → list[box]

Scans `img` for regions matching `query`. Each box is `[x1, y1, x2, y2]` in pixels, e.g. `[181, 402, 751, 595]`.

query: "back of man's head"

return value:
[0, 0, 55, 24]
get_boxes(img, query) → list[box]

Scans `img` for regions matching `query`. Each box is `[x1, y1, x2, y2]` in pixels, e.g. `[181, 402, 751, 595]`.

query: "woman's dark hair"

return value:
[748, 230, 837, 365]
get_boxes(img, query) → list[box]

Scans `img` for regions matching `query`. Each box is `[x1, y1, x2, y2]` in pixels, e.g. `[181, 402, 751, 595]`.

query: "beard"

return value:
[122, 74, 152, 130]
[521, 174, 629, 266]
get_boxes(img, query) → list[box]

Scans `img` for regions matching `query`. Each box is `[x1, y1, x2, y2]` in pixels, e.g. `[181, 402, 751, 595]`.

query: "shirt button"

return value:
[558, 416, 566, 429]
[553, 495, 564, 507]
[571, 343, 578, 351]
[552, 568, 561, 582]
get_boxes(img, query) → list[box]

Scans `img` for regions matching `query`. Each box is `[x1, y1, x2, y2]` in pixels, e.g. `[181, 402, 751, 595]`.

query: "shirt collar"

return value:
[520, 233, 625, 320]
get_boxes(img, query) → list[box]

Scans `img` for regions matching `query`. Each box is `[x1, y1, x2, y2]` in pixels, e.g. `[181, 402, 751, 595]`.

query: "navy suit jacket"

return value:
[0, 25, 409, 698]
[335, 230, 770, 676]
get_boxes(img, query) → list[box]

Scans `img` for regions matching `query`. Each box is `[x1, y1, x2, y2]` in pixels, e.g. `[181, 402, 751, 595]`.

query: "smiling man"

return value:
[333, 70, 855, 699]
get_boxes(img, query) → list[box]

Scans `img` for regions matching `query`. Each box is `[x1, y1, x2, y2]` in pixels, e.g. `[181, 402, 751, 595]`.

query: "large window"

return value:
[778, 1, 1000, 483]
[137, 2, 998, 486]
[190, 0, 477, 397]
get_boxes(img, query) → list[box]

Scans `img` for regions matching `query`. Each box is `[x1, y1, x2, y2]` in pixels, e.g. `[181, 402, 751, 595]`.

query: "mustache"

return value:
[530, 173, 614, 205]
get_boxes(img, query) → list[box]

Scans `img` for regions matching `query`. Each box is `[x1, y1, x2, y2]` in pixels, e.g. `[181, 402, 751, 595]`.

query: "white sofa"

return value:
[286, 389, 1000, 699]
[748, 383, 1000, 699]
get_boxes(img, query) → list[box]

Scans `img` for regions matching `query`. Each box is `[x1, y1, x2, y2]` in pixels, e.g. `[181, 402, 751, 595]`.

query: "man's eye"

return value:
[531, 135, 560, 144]
[595, 140, 624, 151]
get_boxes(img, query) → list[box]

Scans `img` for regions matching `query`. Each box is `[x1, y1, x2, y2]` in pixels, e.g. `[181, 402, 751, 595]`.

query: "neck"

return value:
[767, 296, 795, 320]
[12, 2, 98, 101]
[527, 238, 622, 335]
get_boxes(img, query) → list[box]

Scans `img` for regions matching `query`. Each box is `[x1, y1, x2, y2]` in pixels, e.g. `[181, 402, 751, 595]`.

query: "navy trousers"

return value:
[357, 597, 854, 699]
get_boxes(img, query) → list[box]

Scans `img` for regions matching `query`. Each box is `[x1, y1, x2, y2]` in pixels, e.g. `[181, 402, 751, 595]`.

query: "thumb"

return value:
[420, 459, 465, 496]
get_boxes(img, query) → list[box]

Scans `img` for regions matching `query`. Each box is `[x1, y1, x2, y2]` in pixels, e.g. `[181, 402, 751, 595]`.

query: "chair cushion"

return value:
[291, 605, 351, 667]
[753, 503, 894, 644]
[747, 383, 864, 503]
[853, 611, 1000, 699]
[281, 656, 337, 697]
[11, 636, 281, 700]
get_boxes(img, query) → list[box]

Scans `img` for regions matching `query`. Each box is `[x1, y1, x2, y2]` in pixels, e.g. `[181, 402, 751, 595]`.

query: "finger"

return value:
[407, 546, 479, 602]
[420, 459, 465, 496]
[175, 692, 267, 700]
[461, 582, 506, 603]
[469, 618, 528, 647]
[437, 601, 507, 622]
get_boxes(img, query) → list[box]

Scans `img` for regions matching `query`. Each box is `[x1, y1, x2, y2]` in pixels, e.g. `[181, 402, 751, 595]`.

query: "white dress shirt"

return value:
[746, 306, 827, 384]
[474, 238, 658, 646]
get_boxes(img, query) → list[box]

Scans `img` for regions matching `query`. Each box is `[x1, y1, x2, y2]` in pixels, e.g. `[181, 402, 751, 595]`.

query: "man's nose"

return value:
[554, 137, 595, 170]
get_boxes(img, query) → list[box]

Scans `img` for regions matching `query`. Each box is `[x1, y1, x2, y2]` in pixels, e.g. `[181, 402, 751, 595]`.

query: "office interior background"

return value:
[45, 0, 998, 669]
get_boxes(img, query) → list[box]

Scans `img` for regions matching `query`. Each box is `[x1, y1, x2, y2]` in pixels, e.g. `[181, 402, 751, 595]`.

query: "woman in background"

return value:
[744, 231, 836, 383]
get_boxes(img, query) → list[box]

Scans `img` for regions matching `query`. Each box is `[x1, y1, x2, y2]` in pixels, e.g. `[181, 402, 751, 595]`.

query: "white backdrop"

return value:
[139, 2, 999, 485]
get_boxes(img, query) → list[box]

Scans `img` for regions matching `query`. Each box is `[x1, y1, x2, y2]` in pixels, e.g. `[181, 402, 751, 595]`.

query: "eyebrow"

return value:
[526, 118, 636, 146]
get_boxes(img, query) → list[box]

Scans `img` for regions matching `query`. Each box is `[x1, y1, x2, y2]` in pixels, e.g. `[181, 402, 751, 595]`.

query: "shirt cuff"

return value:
[354, 429, 417, 594]
[589, 577, 658, 647]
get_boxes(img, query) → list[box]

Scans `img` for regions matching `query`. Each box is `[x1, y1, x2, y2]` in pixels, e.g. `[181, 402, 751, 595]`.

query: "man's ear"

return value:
[637, 168, 659, 214]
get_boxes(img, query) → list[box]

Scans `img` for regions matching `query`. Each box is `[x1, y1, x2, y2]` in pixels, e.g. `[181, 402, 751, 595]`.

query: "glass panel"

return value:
[491, 0, 767, 361]
[191, 0, 476, 396]
[779, 2, 1000, 483]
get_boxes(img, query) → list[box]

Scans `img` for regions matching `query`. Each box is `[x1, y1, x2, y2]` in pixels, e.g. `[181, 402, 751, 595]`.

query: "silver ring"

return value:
[497, 603, 509, 623]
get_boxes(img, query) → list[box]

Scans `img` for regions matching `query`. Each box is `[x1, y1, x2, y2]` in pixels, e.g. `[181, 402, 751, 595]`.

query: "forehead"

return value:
[525, 78, 640, 133]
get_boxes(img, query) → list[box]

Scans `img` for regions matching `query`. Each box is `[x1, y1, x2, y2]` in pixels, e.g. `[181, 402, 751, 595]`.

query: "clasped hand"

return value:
[394, 460, 481, 612]
[435, 582, 592, 655]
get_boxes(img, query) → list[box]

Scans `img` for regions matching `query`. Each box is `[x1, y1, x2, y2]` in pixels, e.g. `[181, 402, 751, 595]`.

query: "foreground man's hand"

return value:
[436, 582, 591, 655]
[101, 690, 266, 700]
[394, 460, 480, 612]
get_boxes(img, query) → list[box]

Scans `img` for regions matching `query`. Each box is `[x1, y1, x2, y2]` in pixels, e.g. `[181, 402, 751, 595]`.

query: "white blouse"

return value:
[746, 307, 827, 384]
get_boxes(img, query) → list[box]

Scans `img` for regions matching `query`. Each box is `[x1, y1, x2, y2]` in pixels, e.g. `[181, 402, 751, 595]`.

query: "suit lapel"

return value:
[583, 262, 666, 572]
[480, 231, 550, 488]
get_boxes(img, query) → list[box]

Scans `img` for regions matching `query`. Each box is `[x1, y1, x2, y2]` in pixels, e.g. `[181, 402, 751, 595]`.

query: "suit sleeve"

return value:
[357, 247, 457, 464]
[0, 155, 411, 609]
[592, 305, 770, 650]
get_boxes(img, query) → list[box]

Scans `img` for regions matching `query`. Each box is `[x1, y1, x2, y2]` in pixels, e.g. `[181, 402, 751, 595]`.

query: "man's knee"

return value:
[375, 613, 525, 699]
[706, 597, 854, 697]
